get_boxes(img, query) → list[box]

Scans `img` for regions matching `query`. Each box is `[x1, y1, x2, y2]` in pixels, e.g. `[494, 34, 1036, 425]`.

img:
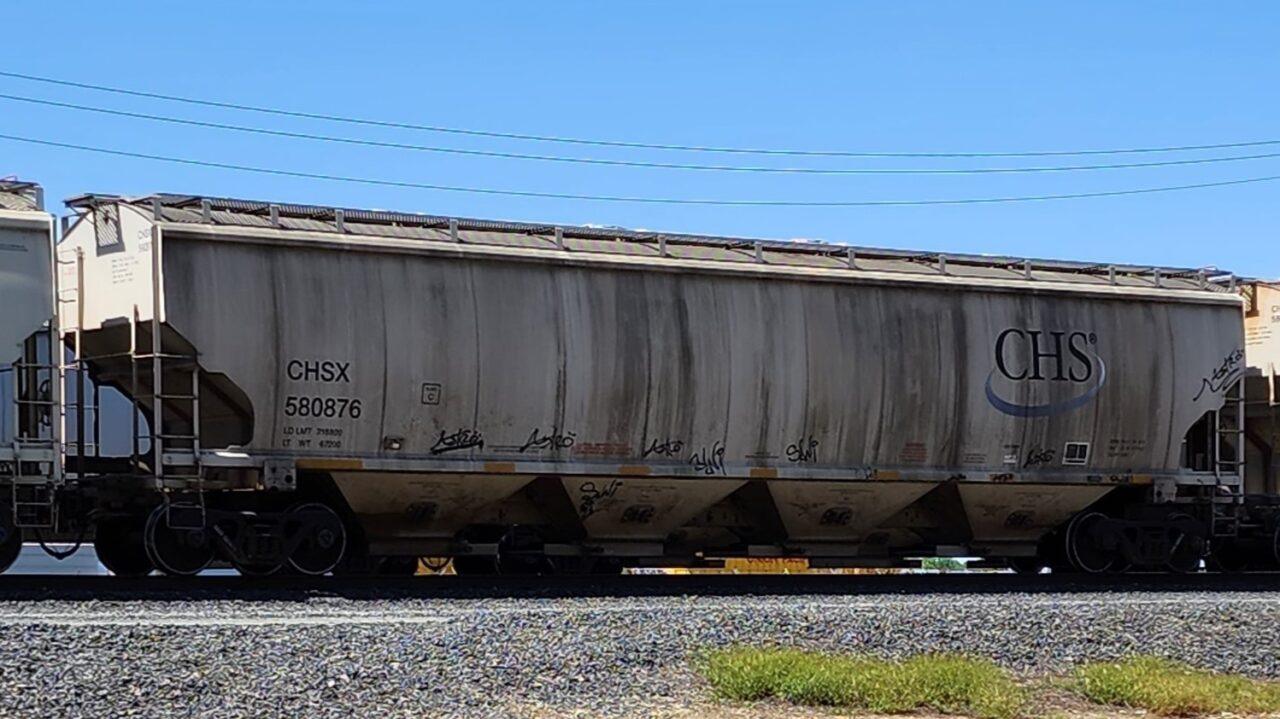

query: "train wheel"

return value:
[1065, 511, 1116, 574]
[1208, 539, 1250, 573]
[0, 506, 21, 575]
[95, 518, 154, 577]
[1164, 514, 1205, 574]
[144, 506, 214, 577]
[1271, 524, 1280, 567]
[285, 503, 348, 576]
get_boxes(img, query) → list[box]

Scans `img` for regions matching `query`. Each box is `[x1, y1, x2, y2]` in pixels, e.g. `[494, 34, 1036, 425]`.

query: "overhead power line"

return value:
[2, 69, 1278, 159]
[4, 93, 1280, 175]
[3, 133, 1279, 206]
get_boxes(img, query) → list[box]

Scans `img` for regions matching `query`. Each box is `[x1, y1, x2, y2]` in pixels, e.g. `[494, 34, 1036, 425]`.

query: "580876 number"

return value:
[283, 396, 362, 419]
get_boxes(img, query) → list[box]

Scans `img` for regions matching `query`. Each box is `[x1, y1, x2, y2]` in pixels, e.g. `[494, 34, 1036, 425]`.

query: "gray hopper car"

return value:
[4, 184, 1278, 576]
[0, 180, 60, 570]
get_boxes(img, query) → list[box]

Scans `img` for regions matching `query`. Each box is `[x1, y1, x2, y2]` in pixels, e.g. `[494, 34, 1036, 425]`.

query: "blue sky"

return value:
[3, 2, 1277, 276]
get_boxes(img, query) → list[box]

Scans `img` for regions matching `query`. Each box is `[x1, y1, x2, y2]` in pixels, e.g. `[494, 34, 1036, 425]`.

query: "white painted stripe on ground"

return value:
[0, 614, 451, 627]
[1, 595, 1278, 626]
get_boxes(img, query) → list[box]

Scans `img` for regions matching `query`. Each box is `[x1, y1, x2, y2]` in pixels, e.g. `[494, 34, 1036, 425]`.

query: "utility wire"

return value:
[3, 133, 1279, 206]
[5, 93, 1280, 175]
[2, 69, 1278, 159]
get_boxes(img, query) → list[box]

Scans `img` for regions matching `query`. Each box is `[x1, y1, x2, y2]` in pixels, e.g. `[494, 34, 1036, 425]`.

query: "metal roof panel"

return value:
[63, 191, 1238, 294]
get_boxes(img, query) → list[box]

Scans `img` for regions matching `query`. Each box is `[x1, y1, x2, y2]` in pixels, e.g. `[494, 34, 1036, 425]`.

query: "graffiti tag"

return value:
[689, 441, 727, 476]
[1023, 447, 1056, 468]
[1192, 348, 1245, 402]
[430, 427, 485, 455]
[519, 427, 576, 453]
[642, 437, 685, 459]
[578, 480, 621, 517]
[785, 435, 820, 464]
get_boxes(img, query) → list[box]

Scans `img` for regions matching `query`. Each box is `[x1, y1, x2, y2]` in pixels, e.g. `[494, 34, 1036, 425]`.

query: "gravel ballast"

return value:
[0, 589, 1277, 718]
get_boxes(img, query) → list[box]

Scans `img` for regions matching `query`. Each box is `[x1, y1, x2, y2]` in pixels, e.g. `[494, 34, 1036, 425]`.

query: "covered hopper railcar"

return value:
[7, 189, 1271, 576]
[0, 181, 61, 569]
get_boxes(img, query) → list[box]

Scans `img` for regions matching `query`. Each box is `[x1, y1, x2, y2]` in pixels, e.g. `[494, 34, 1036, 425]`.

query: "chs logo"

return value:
[985, 329, 1107, 417]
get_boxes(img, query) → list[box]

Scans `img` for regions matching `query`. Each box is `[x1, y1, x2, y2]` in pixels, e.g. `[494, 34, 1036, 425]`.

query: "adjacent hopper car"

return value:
[0, 180, 60, 571]
[2, 180, 1278, 576]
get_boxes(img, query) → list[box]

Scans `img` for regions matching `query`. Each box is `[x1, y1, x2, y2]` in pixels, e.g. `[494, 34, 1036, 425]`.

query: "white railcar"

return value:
[0, 180, 60, 570]
[8, 190, 1266, 576]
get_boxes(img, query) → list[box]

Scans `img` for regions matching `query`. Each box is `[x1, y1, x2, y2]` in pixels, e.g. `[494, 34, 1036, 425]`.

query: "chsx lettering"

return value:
[286, 359, 352, 383]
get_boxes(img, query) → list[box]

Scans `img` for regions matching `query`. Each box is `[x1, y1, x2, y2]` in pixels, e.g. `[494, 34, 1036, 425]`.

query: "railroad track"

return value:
[1, 571, 1278, 601]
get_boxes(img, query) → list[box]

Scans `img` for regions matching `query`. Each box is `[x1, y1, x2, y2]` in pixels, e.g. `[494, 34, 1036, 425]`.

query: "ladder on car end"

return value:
[57, 248, 101, 483]
[2, 245, 90, 530]
[129, 306, 205, 530]
[7, 332, 62, 530]
[8, 247, 104, 530]
[1209, 378, 1247, 538]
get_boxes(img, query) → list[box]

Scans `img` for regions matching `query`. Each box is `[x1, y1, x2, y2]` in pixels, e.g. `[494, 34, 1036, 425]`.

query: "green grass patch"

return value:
[700, 647, 1024, 718]
[1074, 656, 1280, 716]
[920, 557, 967, 572]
